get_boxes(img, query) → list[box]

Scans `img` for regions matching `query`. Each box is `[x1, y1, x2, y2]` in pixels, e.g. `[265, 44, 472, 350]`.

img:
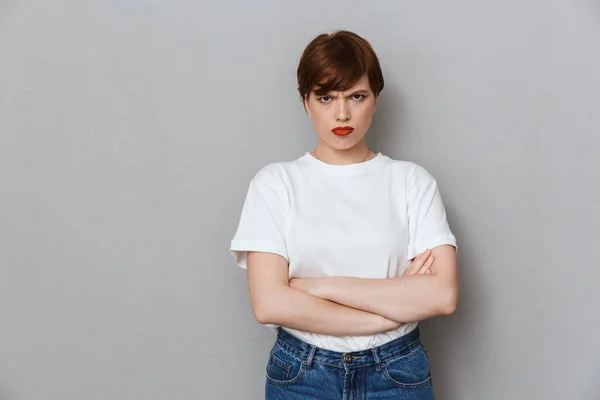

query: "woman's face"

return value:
[304, 75, 377, 151]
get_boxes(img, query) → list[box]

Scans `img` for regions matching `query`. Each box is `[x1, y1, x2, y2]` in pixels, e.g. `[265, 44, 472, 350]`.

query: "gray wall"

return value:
[1, 1, 599, 399]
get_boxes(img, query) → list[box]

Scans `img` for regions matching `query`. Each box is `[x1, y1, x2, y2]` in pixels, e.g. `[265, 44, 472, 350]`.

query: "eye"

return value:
[351, 94, 366, 101]
[318, 96, 332, 103]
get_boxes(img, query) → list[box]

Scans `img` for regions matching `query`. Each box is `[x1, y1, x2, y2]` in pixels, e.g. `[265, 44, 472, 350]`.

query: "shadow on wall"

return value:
[418, 205, 488, 400]
[366, 66, 488, 399]
[2, 3, 33, 399]
[2, 2, 22, 397]
[0, 373, 19, 400]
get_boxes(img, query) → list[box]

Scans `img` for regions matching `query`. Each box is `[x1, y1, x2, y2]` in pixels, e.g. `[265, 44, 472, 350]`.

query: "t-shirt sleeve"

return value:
[406, 163, 457, 260]
[229, 169, 289, 269]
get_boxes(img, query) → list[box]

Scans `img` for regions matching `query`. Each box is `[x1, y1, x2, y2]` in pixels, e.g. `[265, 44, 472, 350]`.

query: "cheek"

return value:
[355, 107, 375, 124]
[310, 110, 329, 128]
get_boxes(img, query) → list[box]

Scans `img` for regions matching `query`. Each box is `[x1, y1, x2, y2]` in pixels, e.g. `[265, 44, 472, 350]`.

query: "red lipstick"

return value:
[332, 126, 354, 136]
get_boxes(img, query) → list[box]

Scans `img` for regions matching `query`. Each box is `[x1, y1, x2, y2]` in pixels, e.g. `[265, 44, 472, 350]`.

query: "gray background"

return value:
[1, 0, 599, 399]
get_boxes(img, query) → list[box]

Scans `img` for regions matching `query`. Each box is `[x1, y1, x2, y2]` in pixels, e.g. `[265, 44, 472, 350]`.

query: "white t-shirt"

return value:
[230, 152, 457, 352]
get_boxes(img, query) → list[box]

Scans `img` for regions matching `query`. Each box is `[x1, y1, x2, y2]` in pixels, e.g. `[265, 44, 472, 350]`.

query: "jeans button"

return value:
[343, 354, 352, 363]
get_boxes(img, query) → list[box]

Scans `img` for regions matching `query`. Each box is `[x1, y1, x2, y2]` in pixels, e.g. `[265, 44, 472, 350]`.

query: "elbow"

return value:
[253, 307, 276, 325]
[250, 296, 282, 325]
[249, 283, 289, 325]
[254, 310, 271, 325]
[438, 288, 458, 315]
[251, 301, 274, 325]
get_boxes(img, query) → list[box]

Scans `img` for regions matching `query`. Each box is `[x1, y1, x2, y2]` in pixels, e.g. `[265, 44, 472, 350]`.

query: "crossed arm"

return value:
[246, 245, 458, 337]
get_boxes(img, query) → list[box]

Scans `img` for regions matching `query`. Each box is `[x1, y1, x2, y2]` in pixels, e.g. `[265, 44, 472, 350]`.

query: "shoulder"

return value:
[382, 156, 436, 183]
[251, 153, 310, 184]
[247, 160, 299, 202]
[252, 160, 295, 185]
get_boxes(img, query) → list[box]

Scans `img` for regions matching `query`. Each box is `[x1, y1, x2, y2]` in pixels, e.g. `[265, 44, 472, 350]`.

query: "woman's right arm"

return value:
[247, 251, 401, 337]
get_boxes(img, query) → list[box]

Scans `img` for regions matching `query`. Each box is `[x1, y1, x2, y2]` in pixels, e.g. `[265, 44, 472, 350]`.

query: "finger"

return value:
[419, 248, 432, 259]
[405, 258, 422, 276]
[405, 249, 431, 275]
[413, 249, 430, 264]
[417, 255, 435, 275]
[416, 255, 432, 275]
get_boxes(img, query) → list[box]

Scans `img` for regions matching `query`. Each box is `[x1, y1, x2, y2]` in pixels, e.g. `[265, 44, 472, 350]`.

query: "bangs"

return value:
[312, 47, 368, 95]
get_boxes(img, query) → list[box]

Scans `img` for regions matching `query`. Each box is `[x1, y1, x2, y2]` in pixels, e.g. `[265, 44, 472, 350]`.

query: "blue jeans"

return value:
[265, 327, 434, 399]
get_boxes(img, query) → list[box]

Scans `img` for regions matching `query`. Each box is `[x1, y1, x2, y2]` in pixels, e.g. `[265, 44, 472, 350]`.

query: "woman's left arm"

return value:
[290, 244, 458, 323]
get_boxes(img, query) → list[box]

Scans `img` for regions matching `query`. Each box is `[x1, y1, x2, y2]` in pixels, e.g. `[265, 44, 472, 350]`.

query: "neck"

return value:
[313, 141, 372, 165]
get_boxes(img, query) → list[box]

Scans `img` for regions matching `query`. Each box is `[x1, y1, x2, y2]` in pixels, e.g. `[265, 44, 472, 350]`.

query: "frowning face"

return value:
[304, 74, 377, 152]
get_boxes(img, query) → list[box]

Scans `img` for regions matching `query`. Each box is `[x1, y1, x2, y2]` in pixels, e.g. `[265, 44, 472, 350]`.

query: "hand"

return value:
[379, 315, 404, 331]
[289, 277, 321, 297]
[404, 249, 435, 276]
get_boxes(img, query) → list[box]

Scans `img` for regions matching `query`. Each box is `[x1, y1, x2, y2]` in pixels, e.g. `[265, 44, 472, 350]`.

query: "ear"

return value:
[372, 95, 378, 113]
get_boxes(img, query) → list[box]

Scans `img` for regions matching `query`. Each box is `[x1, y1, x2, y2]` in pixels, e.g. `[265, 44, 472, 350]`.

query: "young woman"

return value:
[230, 30, 458, 400]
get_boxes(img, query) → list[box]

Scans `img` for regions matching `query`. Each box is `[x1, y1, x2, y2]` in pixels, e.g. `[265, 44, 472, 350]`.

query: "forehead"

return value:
[312, 74, 372, 94]
[342, 75, 371, 91]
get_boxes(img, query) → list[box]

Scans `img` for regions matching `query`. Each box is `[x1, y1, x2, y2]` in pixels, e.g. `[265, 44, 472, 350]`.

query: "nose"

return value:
[336, 100, 351, 122]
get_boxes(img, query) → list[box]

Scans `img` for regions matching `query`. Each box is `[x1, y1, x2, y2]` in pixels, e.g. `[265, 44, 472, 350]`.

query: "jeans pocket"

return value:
[265, 344, 305, 386]
[382, 344, 431, 389]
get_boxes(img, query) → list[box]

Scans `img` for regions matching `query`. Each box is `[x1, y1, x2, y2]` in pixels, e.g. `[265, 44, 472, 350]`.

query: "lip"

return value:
[332, 126, 354, 136]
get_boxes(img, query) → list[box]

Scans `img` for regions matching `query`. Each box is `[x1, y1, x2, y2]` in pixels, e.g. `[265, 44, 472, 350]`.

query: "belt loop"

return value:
[371, 346, 383, 372]
[305, 345, 316, 369]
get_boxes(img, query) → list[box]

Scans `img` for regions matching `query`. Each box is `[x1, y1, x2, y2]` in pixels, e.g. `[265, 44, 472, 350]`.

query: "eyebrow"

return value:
[318, 90, 370, 98]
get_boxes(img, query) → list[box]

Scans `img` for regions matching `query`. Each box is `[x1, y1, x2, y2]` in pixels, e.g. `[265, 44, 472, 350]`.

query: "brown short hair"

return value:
[297, 30, 384, 101]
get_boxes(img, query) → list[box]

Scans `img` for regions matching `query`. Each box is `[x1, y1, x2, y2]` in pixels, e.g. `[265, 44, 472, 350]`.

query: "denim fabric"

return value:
[265, 327, 434, 399]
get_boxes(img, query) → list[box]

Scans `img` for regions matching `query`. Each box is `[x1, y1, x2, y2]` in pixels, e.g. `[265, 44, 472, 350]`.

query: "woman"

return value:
[230, 30, 458, 400]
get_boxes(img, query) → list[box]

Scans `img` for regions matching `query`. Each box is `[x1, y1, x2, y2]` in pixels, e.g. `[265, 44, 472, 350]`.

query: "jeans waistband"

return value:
[275, 327, 422, 369]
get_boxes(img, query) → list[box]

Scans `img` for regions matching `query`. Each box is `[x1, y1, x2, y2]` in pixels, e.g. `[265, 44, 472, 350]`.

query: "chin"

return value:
[328, 139, 362, 151]
[322, 143, 352, 151]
